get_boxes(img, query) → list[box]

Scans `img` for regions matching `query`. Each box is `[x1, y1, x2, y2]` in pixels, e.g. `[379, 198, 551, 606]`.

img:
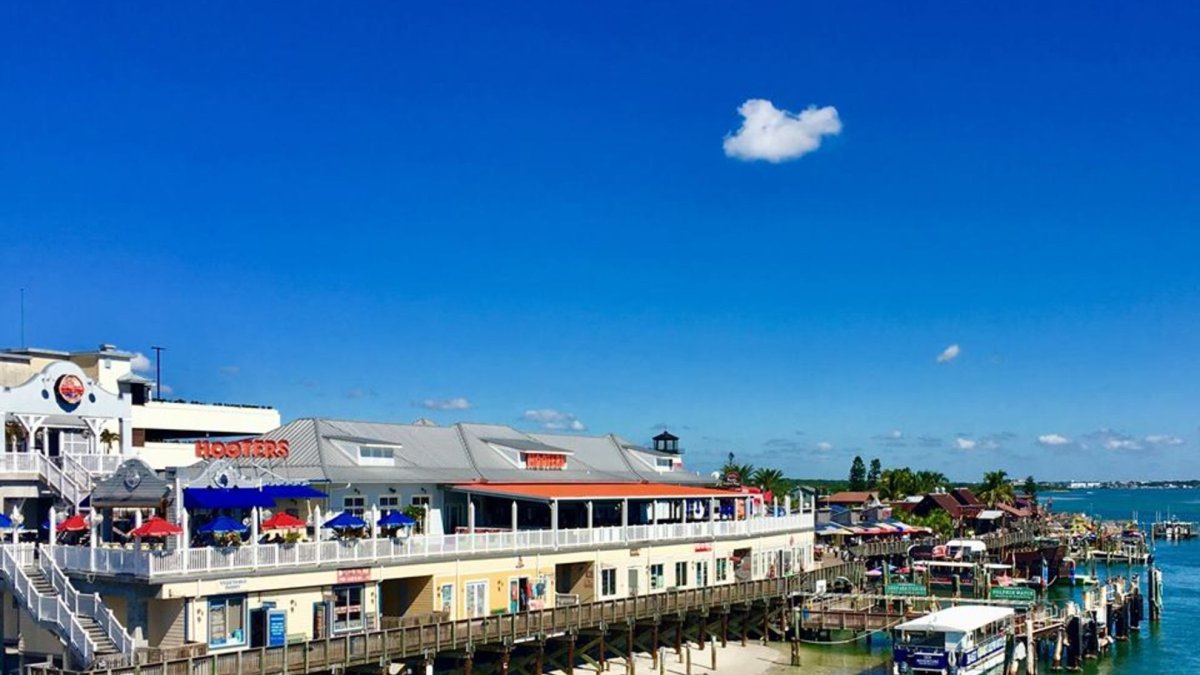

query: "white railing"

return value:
[68, 453, 123, 477]
[0, 545, 98, 666]
[40, 550, 134, 657]
[0, 452, 87, 506]
[53, 512, 813, 580]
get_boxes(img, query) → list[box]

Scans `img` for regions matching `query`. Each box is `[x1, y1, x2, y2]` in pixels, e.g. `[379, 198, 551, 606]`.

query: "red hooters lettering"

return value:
[196, 438, 290, 459]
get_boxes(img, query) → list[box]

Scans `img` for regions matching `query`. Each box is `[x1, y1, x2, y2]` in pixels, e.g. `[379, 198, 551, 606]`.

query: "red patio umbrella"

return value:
[261, 512, 306, 531]
[130, 516, 183, 538]
[56, 514, 88, 533]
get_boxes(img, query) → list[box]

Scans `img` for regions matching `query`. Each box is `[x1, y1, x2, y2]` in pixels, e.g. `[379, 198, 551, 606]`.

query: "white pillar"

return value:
[709, 497, 717, 536]
[511, 500, 518, 532]
[371, 504, 380, 542]
[48, 505, 57, 542]
[621, 499, 629, 541]
[784, 495, 792, 515]
[587, 500, 594, 543]
[682, 498, 688, 524]
[250, 507, 259, 546]
[551, 499, 559, 550]
[467, 499, 476, 535]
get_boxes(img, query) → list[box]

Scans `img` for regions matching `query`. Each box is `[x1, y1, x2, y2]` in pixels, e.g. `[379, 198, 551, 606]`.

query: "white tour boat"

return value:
[892, 605, 1014, 674]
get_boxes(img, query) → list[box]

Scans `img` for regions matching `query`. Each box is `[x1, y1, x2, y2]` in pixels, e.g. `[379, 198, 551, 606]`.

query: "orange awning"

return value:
[451, 482, 739, 502]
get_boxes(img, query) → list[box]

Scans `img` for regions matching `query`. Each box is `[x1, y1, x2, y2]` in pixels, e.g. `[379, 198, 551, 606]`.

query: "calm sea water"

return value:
[769, 488, 1200, 674]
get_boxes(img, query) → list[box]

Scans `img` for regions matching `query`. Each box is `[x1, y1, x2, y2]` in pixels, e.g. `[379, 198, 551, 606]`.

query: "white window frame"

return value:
[600, 568, 617, 597]
[674, 561, 688, 588]
[343, 496, 365, 518]
[649, 563, 665, 591]
[358, 444, 399, 466]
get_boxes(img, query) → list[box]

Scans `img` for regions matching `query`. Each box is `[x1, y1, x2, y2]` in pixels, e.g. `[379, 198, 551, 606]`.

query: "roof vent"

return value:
[99, 343, 117, 352]
[412, 418, 438, 427]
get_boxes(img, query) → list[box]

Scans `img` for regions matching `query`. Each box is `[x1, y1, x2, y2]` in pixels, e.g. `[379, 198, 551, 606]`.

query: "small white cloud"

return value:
[723, 99, 841, 163]
[219, 365, 240, 376]
[815, 441, 833, 452]
[131, 352, 152, 372]
[1085, 428, 1143, 451]
[345, 387, 377, 400]
[156, 383, 174, 395]
[1144, 434, 1184, 446]
[522, 408, 586, 432]
[419, 397, 473, 411]
[1037, 433, 1072, 446]
[936, 344, 961, 364]
[954, 437, 978, 450]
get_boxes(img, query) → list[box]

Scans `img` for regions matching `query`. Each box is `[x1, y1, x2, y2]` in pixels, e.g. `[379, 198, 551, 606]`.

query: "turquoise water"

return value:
[775, 488, 1200, 674]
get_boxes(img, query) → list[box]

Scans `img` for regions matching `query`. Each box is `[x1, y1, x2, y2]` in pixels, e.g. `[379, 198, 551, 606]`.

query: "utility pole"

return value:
[152, 345, 166, 400]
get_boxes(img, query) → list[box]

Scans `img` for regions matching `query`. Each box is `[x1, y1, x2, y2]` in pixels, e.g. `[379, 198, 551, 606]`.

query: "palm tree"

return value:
[1022, 476, 1038, 504]
[99, 429, 120, 453]
[877, 468, 914, 501]
[912, 470, 949, 494]
[719, 462, 756, 487]
[908, 509, 954, 537]
[977, 470, 1016, 507]
[5, 422, 26, 453]
[751, 468, 788, 500]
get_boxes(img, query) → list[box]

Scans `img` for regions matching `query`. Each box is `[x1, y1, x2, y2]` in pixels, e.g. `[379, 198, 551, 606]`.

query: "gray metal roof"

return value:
[227, 418, 713, 486]
[90, 459, 171, 507]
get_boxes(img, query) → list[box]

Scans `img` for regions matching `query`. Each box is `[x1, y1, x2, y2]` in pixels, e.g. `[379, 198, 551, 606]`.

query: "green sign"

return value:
[989, 586, 1036, 602]
[885, 583, 927, 597]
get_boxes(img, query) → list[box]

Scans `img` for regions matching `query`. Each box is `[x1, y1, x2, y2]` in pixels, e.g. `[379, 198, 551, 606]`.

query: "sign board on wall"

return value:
[266, 609, 287, 647]
[989, 586, 1036, 602]
[196, 439, 290, 460]
[337, 568, 371, 584]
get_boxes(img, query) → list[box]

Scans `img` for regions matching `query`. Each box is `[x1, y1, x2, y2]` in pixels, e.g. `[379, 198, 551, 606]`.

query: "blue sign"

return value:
[267, 609, 287, 648]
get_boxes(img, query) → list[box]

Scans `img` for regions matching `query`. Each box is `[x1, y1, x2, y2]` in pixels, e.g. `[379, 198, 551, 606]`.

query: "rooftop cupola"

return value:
[652, 430, 681, 454]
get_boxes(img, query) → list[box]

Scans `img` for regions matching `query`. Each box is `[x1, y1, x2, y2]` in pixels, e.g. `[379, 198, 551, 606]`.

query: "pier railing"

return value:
[51, 512, 814, 581]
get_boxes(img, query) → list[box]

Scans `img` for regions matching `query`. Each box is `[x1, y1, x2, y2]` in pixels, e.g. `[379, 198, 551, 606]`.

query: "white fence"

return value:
[52, 513, 813, 580]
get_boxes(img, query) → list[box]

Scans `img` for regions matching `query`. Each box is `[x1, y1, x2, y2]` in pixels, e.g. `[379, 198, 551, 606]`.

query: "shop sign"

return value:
[217, 578, 247, 591]
[266, 609, 287, 647]
[523, 452, 567, 470]
[196, 439, 290, 460]
[337, 567, 371, 583]
[989, 586, 1036, 602]
[885, 583, 927, 597]
[55, 374, 86, 406]
[695, 543, 713, 552]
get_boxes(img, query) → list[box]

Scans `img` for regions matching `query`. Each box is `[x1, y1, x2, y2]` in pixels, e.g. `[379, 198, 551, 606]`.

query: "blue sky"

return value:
[2, 2, 1198, 481]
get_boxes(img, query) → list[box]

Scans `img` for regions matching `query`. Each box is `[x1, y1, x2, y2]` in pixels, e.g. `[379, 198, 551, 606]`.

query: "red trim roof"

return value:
[454, 482, 738, 501]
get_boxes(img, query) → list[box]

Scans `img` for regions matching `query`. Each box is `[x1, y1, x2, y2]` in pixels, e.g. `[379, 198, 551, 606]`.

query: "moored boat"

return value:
[892, 605, 1015, 674]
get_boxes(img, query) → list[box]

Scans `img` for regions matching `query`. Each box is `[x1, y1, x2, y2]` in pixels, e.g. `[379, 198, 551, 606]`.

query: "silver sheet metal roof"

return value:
[228, 418, 712, 486]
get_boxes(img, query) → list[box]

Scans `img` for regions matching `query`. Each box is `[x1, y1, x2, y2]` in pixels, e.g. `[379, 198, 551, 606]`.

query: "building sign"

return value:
[885, 583, 928, 597]
[522, 452, 567, 471]
[336, 567, 371, 583]
[217, 578, 247, 591]
[196, 439, 290, 460]
[989, 586, 1036, 602]
[266, 609, 287, 647]
[695, 543, 713, 552]
[55, 374, 86, 406]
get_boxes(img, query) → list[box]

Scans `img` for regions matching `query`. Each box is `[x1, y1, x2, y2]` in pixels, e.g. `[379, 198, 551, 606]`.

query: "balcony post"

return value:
[587, 501, 594, 544]
[709, 498, 716, 537]
[621, 499, 628, 542]
[551, 499, 559, 550]
[511, 500, 518, 550]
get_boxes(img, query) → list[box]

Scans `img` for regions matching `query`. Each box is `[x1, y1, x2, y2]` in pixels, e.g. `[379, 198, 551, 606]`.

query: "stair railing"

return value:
[0, 545, 97, 666]
[39, 549, 135, 656]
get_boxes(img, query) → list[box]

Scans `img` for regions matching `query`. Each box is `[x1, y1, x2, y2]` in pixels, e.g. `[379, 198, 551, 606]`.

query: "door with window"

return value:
[627, 567, 639, 597]
[465, 580, 488, 618]
[332, 585, 364, 633]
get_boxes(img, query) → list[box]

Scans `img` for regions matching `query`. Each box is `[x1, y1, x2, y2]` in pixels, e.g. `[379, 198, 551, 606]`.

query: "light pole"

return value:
[152, 346, 166, 399]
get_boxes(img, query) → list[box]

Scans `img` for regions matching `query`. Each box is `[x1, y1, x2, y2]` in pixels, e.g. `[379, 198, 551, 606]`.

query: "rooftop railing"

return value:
[52, 512, 813, 581]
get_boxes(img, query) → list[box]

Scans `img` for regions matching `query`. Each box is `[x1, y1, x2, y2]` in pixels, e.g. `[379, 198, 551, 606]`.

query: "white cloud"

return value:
[954, 437, 978, 450]
[219, 365, 240, 376]
[522, 408, 586, 432]
[156, 383, 173, 395]
[419, 397, 472, 411]
[1086, 428, 1142, 451]
[1145, 434, 1184, 446]
[130, 352, 152, 372]
[936, 344, 961, 364]
[815, 441, 833, 452]
[723, 99, 841, 163]
[1037, 433, 1072, 446]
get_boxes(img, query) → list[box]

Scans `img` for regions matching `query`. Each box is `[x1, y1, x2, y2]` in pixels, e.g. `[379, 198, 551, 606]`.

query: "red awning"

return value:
[56, 514, 88, 533]
[261, 512, 307, 530]
[130, 516, 183, 538]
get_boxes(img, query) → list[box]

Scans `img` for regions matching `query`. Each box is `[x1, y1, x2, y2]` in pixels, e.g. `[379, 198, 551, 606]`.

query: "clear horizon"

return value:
[2, 2, 1197, 482]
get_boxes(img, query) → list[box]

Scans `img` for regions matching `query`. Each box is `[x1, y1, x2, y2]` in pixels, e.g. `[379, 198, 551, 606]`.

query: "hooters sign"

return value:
[195, 439, 290, 460]
[55, 374, 86, 406]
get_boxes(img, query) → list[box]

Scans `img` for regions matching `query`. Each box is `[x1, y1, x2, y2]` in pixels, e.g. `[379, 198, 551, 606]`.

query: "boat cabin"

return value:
[892, 605, 1014, 674]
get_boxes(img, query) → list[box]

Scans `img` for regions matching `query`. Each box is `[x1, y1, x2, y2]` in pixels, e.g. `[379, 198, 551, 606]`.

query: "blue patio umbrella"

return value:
[197, 516, 249, 535]
[0, 514, 13, 529]
[377, 511, 416, 528]
[324, 512, 367, 530]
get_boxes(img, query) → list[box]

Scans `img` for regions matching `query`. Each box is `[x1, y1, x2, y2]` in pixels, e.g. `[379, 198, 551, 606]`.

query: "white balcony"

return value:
[51, 512, 814, 581]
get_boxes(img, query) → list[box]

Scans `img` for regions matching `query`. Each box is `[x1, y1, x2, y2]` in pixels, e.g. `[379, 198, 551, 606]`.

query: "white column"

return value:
[621, 499, 629, 542]
[709, 497, 717, 536]
[510, 500, 518, 532]
[48, 505, 57, 542]
[467, 499, 476, 535]
[784, 495, 792, 516]
[587, 500, 594, 544]
[551, 499, 559, 550]
[371, 504, 380, 542]
[682, 498, 688, 524]
[250, 507, 259, 546]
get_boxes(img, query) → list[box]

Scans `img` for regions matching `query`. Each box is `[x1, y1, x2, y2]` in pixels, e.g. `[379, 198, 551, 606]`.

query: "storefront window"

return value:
[208, 595, 246, 647]
[649, 564, 665, 590]
[674, 561, 688, 587]
[695, 561, 709, 587]
[332, 585, 364, 633]
[343, 497, 365, 518]
[600, 568, 617, 597]
[716, 558, 728, 581]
